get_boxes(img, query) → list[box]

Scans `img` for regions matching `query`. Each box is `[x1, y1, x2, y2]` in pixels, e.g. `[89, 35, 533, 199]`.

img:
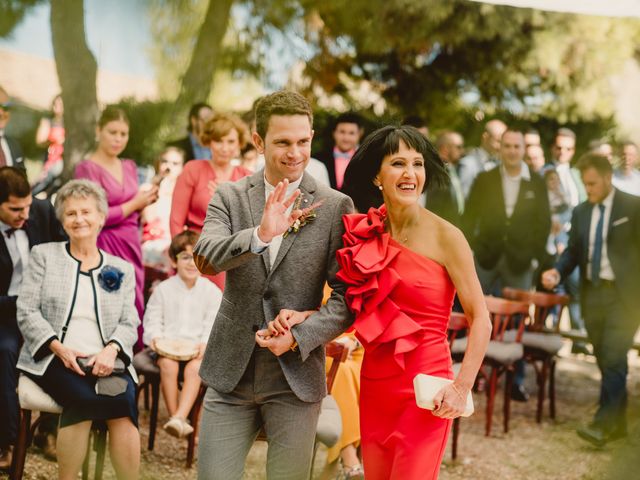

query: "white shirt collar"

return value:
[0, 219, 14, 234]
[596, 188, 615, 209]
[264, 174, 303, 194]
[500, 162, 530, 181]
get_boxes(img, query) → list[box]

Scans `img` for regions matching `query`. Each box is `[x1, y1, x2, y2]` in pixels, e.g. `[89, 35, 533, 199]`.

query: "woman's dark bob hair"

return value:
[342, 125, 449, 213]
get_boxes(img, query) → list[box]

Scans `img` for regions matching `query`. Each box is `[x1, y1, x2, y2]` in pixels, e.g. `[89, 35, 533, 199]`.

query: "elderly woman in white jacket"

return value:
[17, 179, 140, 480]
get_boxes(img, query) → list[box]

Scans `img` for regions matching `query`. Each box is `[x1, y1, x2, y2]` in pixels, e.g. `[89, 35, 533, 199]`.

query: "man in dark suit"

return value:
[542, 153, 640, 447]
[167, 102, 213, 163]
[0, 87, 24, 171]
[0, 167, 66, 468]
[313, 112, 363, 191]
[463, 129, 551, 294]
[463, 129, 551, 401]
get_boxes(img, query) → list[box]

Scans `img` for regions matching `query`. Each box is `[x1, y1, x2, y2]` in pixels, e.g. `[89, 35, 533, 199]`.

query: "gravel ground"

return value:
[3, 345, 638, 480]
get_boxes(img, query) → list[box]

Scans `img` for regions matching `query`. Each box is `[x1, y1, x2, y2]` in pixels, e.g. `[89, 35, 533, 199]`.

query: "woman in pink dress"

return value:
[270, 126, 491, 479]
[170, 112, 251, 290]
[75, 107, 158, 337]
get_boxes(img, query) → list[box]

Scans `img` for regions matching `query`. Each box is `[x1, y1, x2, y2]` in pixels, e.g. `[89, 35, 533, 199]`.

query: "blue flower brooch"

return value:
[98, 265, 124, 293]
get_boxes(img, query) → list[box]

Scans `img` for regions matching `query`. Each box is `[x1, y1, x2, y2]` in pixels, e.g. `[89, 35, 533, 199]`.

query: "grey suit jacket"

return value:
[194, 170, 354, 403]
[16, 242, 140, 379]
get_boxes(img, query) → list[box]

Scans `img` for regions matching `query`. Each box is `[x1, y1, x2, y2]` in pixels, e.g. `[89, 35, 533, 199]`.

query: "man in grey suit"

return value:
[193, 91, 354, 479]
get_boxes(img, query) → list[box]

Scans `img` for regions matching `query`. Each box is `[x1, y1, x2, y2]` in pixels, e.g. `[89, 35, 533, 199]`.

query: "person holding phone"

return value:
[16, 179, 140, 480]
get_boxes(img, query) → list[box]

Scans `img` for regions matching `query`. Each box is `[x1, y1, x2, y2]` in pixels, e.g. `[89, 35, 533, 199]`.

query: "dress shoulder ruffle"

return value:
[336, 206, 424, 372]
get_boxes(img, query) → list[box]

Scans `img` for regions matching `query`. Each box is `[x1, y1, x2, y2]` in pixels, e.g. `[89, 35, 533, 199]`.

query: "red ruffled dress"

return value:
[336, 206, 456, 479]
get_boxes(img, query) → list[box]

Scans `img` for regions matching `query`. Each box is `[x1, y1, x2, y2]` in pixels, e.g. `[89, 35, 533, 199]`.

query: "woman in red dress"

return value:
[337, 126, 491, 479]
[170, 112, 252, 290]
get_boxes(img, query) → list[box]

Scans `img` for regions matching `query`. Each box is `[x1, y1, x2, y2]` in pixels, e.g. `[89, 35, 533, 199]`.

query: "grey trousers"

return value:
[197, 347, 321, 480]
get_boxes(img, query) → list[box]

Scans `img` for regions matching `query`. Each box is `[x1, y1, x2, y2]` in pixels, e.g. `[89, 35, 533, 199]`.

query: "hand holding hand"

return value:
[541, 268, 561, 291]
[257, 179, 302, 243]
[88, 345, 118, 377]
[255, 328, 295, 356]
[267, 309, 313, 337]
[432, 383, 470, 419]
[50, 340, 87, 376]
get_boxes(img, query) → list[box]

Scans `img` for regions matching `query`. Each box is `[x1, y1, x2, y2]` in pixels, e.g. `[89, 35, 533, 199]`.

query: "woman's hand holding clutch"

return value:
[86, 345, 118, 377]
[432, 383, 471, 419]
[49, 339, 87, 376]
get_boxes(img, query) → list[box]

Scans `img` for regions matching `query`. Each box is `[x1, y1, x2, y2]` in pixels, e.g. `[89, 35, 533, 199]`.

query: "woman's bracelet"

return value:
[451, 383, 466, 400]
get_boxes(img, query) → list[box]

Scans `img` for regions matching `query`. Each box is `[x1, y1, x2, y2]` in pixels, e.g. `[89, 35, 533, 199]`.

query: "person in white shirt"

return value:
[143, 230, 222, 438]
[612, 141, 640, 197]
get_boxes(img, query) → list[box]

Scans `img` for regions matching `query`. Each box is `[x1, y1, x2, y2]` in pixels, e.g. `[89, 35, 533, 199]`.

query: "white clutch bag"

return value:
[413, 374, 474, 417]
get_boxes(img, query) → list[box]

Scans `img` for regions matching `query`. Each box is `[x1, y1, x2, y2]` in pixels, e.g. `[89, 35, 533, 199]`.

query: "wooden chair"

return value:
[133, 348, 204, 468]
[254, 341, 348, 479]
[447, 312, 469, 460]
[11, 375, 107, 480]
[502, 288, 570, 422]
[454, 297, 530, 436]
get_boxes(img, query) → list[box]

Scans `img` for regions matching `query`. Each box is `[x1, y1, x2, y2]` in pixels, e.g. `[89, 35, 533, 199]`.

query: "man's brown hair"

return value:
[0, 167, 30, 204]
[254, 91, 313, 139]
[576, 153, 612, 176]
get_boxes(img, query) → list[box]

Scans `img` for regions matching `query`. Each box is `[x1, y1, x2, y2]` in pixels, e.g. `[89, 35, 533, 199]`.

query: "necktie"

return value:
[591, 204, 605, 285]
[0, 135, 7, 167]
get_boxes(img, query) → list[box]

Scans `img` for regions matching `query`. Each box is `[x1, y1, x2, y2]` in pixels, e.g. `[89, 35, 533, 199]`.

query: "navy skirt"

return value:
[26, 357, 138, 428]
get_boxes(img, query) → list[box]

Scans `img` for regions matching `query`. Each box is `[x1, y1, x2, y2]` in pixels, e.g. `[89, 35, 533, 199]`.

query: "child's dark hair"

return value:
[169, 230, 200, 261]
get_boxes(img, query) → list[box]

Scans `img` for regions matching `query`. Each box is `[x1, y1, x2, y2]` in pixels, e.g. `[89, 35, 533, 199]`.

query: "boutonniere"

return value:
[283, 195, 324, 238]
[98, 265, 124, 293]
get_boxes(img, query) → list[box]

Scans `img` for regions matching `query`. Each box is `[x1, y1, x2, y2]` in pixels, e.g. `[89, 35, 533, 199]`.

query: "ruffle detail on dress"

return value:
[336, 206, 425, 372]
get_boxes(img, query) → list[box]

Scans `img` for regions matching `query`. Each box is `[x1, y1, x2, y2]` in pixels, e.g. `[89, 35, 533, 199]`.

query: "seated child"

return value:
[142, 231, 222, 438]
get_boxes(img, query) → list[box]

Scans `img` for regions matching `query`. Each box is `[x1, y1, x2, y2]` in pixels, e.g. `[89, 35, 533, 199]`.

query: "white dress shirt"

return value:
[612, 168, 640, 197]
[500, 162, 530, 218]
[251, 175, 303, 268]
[142, 275, 223, 345]
[555, 163, 580, 207]
[1, 220, 30, 296]
[587, 189, 615, 281]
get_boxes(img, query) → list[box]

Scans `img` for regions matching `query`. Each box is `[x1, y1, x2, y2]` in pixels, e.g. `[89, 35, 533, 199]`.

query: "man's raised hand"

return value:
[257, 179, 302, 243]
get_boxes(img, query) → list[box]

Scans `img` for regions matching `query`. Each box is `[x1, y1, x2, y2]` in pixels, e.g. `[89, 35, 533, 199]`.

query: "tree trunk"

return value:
[51, 0, 98, 178]
[172, 0, 234, 122]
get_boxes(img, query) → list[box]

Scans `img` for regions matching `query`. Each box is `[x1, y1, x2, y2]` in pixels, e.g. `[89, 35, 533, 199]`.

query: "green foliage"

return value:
[114, 98, 174, 166]
[0, 0, 44, 37]
[301, 0, 640, 127]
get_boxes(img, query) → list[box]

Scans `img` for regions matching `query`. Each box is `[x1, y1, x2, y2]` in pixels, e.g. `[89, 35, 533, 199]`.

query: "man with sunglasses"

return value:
[0, 87, 24, 171]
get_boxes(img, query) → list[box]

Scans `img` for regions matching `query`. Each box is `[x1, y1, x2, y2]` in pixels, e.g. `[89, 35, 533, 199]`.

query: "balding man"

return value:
[0, 87, 24, 171]
[426, 131, 465, 226]
[458, 119, 507, 197]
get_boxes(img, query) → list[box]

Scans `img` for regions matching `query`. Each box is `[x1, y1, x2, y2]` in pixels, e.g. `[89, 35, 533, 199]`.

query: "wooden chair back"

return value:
[484, 296, 530, 342]
[502, 288, 570, 332]
[324, 341, 349, 394]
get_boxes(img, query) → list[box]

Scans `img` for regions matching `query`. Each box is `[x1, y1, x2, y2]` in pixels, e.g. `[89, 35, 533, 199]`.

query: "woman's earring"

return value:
[378, 185, 383, 191]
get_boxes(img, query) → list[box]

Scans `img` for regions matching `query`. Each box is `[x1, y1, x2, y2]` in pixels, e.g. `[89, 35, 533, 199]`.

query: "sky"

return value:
[0, 0, 155, 77]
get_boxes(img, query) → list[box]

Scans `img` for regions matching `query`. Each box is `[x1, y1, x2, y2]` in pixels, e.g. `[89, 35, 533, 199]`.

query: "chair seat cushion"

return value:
[18, 375, 63, 413]
[452, 337, 524, 364]
[503, 330, 564, 354]
[133, 348, 160, 376]
[316, 395, 342, 447]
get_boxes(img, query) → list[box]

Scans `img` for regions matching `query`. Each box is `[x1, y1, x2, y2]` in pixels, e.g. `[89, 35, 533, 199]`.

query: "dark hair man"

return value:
[542, 153, 640, 447]
[314, 112, 364, 191]
[0, 87, 24, 171]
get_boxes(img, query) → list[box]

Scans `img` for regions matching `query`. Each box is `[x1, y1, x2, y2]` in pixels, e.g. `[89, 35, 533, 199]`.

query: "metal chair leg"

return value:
[148, 378, 160, 451]
[10, 409, 31, 480]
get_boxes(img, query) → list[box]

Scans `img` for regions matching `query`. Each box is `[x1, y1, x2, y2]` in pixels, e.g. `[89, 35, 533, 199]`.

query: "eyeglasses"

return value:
[176, 252, 195, 262]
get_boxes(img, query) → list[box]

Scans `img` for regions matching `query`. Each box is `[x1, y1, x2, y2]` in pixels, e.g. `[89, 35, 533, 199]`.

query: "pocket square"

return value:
[612, 217, 629, 227]
[524, 191, 536, 200]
